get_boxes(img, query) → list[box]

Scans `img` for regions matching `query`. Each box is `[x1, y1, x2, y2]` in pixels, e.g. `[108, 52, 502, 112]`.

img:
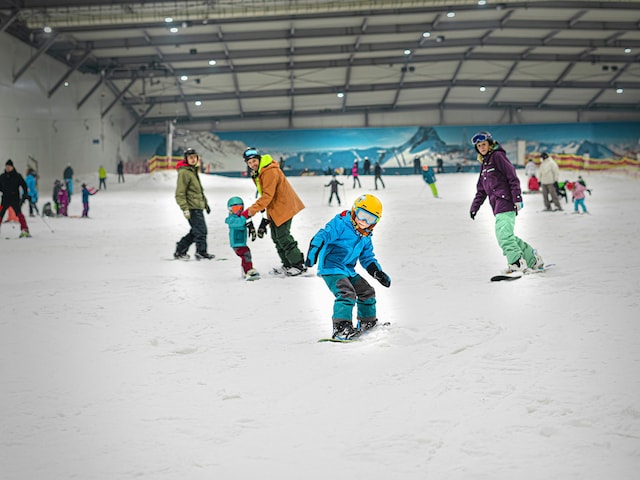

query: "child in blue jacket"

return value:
[305, 194, 391, 340]
[225, 196, 260, 281]
[81, 183, 97, 217]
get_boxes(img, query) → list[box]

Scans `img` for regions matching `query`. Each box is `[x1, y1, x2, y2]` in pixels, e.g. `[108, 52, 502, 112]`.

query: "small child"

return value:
[225, 196, 260, 281]
[528, 174, 540, 192]
[568, 181, 588, 214]
[57, 182, 69, 216]
[305, 194, 391, 340]
[325, 175, 343, 206]
[81, 183, 97, 217]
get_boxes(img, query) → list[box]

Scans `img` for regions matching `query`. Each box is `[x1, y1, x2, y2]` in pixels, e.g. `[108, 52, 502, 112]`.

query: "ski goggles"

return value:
[354, 207, 379, 225]
[229, 204, 244, 214]
[244, 149, 260, 161]
[471, 132, 490, 145]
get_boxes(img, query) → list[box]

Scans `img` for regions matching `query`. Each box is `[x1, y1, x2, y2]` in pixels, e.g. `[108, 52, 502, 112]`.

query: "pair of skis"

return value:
[318, 321, 391, 343]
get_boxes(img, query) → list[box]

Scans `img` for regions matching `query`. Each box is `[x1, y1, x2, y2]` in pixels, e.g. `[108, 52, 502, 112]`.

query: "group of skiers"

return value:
[173, 147, 391, 340]
[0, 160, 104, 238]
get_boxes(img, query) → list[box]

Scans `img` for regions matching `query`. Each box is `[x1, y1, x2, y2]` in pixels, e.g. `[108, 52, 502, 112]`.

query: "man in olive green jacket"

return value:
[174, 148, 214, 260]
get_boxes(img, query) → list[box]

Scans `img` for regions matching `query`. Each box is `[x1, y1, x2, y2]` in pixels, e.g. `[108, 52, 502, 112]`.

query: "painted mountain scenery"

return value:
[140, 121, 640, 173]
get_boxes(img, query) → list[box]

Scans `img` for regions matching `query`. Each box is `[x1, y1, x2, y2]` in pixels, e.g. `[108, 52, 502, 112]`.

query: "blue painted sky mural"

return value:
[139, 121, 639, 173]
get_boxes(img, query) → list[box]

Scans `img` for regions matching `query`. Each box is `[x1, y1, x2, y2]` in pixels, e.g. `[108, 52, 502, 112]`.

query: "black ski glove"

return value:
[366, 264, 391, 288]
[257, 218, 269, 238]
[470, 210, 476, 220]
[205, 205, 211, 214]
[246, 220, 257, 241]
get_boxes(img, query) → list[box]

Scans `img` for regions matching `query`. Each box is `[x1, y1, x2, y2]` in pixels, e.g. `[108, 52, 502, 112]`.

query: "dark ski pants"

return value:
[322, 274, 376, 325]
[176, 209, 208, 254]
[328, 191, 341, 205]
[269, 218, 304, 267]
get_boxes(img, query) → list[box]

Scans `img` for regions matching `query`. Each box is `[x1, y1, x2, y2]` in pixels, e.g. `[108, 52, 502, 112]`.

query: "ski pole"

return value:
[39, 214, 54, 233]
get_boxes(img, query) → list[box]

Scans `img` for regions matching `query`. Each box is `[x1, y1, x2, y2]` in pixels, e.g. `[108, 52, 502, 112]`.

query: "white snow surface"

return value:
[2, 171, 639, 480]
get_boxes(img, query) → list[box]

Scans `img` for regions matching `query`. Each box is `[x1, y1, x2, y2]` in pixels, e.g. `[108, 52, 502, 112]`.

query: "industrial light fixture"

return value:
[180, 75, 188, 81]
[337, 92, 345, 98]
[422, 32, 431, 38]
[624, 48, 631, 54]
[478, 0, 487, 5]
[479, 86, 487, 92]
[208, 59, 217, 66]
[43, 26, 52, 33]
[195, 100, 202, 106]
[616, 88, 624, 94]
[170, 27, 178, 33]
[404, 49, 412, 55]
[164, 17, 173, 23]
[447, 12, 456, 18]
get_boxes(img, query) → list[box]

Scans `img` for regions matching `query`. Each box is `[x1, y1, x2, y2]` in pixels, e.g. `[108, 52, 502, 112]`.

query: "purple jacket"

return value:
[470, 146, 523, 216]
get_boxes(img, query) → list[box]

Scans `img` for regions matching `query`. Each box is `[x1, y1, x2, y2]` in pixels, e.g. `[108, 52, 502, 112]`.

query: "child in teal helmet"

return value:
[225, 196, 260, 281]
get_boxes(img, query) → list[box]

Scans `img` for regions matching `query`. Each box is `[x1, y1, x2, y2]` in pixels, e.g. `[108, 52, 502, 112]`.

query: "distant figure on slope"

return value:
[81, 183, 97, 218]
[351, 160, 361, 188]
[374, 161, 385, 190]
[0, 159, 31, 237]
[469, 131, 544, 274]
[325, 175, 343, 206]
[421, 165, 438, 198]
[305, 194, 391, 340]
[567, 181, 589, 214]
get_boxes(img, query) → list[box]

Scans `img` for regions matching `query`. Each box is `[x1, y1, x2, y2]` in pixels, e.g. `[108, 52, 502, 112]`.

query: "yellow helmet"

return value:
[350, 194, 382, 236]
[352, 194, 382, 219]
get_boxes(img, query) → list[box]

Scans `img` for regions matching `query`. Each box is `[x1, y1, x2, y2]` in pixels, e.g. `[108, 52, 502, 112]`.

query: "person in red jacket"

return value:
[0, 159, 31, 237]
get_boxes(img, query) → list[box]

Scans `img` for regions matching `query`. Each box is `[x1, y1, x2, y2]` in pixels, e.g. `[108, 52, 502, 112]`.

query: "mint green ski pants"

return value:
[495, 211, 536, 267]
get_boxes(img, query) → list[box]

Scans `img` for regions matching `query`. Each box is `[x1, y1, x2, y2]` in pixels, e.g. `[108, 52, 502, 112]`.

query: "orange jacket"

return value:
[248, 155, 305, 226]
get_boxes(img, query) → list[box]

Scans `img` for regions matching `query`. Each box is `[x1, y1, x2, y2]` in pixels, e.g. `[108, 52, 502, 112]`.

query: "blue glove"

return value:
[305, 242, 324, 268]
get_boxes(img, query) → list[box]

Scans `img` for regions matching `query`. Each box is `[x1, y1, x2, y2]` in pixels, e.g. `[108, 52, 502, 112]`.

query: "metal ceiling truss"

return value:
[1, 0, 639, 131]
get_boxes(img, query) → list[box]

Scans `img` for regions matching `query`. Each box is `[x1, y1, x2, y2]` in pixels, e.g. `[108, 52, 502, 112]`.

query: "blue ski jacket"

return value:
[308, 211, 381, 277]
[225, 213, 248, 248]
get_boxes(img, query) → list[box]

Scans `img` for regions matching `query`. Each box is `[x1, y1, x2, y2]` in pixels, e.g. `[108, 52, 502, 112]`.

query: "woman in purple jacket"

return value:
[469, 131, 544, 274]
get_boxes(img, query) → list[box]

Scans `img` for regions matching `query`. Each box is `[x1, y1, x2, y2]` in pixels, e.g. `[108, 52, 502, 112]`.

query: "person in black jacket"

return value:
[0, 159, 31, 237]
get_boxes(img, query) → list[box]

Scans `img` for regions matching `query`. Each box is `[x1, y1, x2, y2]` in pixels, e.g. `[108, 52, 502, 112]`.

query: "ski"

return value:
[318, 321, 391, 343]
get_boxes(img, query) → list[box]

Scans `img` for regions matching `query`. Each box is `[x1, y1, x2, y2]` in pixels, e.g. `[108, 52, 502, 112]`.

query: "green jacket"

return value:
[175, 161, 209, 211]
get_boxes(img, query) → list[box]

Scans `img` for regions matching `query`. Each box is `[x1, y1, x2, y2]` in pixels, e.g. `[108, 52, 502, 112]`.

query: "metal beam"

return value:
[47, 49, 93, 98]
[101, 76, 136, 118]
[0, 8, 20, 33]
[122, 102, 155, 141]
[77, 71, 106, 109]
[13, 32, 58, 83]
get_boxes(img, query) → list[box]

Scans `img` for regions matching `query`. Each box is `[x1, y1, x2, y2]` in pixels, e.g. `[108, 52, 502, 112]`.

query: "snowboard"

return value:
[490, 263, 555, 282]
[318, 321, 391, 343]
[268, 267, 316, 278]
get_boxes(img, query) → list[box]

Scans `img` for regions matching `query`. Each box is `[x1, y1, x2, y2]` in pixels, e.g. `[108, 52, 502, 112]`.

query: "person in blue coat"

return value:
[225, 196, 260, 281]
[305, 194, 391, 340]
[421, 165, 438, 198]
[25, 168, 39, 216]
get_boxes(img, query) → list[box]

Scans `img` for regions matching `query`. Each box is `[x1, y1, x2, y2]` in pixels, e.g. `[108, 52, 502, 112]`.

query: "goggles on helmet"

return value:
[354, 207, 379, 225]
[471, 133, 491, 145]
[229, 204, 244, 214]
[244, 148, 260, 162]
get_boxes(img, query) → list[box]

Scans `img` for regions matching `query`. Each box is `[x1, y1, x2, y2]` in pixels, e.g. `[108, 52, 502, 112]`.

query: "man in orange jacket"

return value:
[241, 147, 306, 276]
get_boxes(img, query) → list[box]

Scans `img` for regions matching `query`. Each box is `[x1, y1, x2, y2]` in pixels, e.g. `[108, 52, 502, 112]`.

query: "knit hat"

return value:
[5, 159, 14, 167]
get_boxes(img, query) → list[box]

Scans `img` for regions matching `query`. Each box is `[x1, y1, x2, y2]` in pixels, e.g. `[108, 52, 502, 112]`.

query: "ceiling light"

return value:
[478, 0, 487, 5]
[337, 92, 345, 98]
[624, 48, 631, 54]
[616, 88, 624, 94]
[180, 75, 188, 81]
[43, 26, 52, 33]
[404, 49, 412, 55]
[208, 60, 217, 66]
[63, 81, 69, 87]
[422, 32, 431, 38]
[479, 86, 486, 92]
[164, 17, 173, 23]
[169, 27, 178, 33]
[447, 12, 456, 18]
[195, 101, 202, 106]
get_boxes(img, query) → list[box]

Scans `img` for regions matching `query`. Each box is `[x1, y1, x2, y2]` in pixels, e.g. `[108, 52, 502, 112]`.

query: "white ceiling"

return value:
[2, 0, 639, 136]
